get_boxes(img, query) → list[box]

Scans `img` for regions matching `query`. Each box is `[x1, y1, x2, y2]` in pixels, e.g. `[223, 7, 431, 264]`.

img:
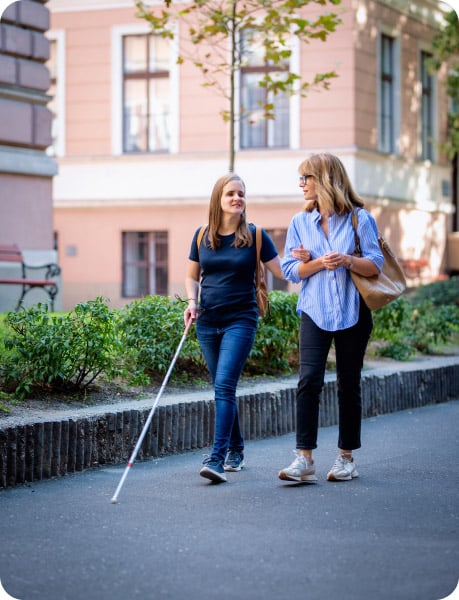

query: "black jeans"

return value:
[296, 300, 373, 451]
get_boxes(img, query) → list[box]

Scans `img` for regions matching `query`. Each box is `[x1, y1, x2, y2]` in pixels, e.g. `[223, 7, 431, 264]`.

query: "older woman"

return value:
[279, 153, 384, 483]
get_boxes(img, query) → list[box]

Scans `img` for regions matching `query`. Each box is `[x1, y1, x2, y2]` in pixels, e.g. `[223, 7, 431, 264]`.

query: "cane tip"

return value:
[110, 497, 118, 504]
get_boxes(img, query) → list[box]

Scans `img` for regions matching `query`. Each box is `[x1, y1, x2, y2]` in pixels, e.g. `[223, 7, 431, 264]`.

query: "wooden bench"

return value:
[398, 258, 430, 280]
[0, 244, 61, 311]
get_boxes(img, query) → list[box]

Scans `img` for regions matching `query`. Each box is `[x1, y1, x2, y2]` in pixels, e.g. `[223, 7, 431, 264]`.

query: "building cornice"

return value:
[0, 85, 51, 106]
[47, 0, 452, 22]
[375, 0, 450, 29]
[0, 145, 58, 177]
[47, 0, 163, 12]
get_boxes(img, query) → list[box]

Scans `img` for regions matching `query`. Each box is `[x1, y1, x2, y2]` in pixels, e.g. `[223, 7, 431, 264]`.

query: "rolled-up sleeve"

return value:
[358, 211, 384, 272]
[281, 217, 302, 283]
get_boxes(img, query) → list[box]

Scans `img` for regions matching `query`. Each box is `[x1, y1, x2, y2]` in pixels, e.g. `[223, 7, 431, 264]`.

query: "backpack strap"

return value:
[255, 226, 262, 265]
[255, 227, 263, 290]
[196, 226, 207, 255]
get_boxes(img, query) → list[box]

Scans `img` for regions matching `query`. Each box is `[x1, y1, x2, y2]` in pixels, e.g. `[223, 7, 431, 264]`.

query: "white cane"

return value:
[111, 321, 193, 504]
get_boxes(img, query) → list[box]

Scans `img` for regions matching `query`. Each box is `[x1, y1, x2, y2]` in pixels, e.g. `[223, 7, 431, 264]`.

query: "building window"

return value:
[122, 232, 168, 297]
[239, 30, 290, 149]
[378, 33, 397, 154]
[47, 39, 58, 155]
[46, 33, 65, 156]
[420, 50, 435, 161]
[122, 34, 171, 153]
[265, 228, 288, 291]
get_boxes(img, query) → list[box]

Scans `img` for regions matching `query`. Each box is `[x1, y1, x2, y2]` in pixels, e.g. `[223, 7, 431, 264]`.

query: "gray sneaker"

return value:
[326, 455, 359, 481]
[278, 450, 318, 483]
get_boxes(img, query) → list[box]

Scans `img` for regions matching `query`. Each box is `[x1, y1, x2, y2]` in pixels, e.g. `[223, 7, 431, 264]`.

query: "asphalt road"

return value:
[0, 401, 458, 600]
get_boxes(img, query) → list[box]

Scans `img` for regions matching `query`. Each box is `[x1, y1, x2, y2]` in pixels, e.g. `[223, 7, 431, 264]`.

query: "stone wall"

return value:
[1, 362, 458, 488]
[0, 0, 60, 311]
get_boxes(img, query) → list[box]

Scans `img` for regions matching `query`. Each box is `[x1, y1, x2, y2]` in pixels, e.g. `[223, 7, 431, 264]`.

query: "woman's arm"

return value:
[281, 220, 306, 283]
[184, 259, 201, 327]
[264, 255, 284, 279]
[293, 210, 381, 279]
[295, 252, 379, 279]
[345, 254, 380, 276]
[353, 210, 384, 276]
[285, 243, 379, 280]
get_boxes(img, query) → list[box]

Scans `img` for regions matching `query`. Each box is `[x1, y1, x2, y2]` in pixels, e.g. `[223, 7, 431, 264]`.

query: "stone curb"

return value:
[1, 360, 459, 488]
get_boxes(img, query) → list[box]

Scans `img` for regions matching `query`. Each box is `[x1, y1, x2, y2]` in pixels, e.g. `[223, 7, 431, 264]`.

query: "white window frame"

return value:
[111, 23, 179, 156]
[418, 45, 437, 162]
[46, 29, 66, 157]
[234, 27, 300, 151]
[122, 230, 169, 297]
[376, 24, 400, 155]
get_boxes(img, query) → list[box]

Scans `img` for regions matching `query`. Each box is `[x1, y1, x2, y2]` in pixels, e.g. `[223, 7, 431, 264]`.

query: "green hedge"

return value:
[409, 276, 459, 306]
[1, 280, 459, 399]
[0, 294, 300, 399]
[370, 296, 459, 360]
[1, 299, 123, 398]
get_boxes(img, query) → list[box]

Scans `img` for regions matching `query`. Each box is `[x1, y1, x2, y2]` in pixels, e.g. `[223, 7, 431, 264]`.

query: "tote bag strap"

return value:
[351, 210, 362, 256]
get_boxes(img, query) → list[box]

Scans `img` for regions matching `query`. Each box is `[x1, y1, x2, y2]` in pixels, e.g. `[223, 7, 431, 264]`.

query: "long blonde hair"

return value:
[205, 173, 253, 249]
[299, 153, 364, 215]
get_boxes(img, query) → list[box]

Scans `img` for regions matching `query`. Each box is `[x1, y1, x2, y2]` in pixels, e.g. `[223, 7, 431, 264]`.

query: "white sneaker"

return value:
[327, 455, 359, 481]
[278, 450, 318, 483]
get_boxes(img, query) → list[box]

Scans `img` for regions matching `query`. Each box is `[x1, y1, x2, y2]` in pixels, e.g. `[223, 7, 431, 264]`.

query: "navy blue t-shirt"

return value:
[188, 223, 278, 324]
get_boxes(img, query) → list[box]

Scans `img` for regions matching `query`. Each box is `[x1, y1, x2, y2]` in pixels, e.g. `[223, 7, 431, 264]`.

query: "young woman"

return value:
[279, 153, 384, 483]
[184, 173, 285, 483]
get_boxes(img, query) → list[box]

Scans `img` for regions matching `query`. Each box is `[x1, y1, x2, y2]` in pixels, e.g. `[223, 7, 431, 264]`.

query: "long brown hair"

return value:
[205, 173, 253, 249]
[299, 153, 364, 215]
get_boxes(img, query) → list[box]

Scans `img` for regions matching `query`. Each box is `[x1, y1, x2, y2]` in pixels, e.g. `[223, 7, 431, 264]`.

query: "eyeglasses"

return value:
[299, 174, 314, 185]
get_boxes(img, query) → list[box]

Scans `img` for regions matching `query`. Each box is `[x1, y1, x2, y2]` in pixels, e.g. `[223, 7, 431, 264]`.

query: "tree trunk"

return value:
[229, 1, 237, 173]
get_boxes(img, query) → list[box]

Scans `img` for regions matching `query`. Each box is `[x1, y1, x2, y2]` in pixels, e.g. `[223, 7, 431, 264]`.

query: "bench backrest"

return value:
[0, 244, 23, 263]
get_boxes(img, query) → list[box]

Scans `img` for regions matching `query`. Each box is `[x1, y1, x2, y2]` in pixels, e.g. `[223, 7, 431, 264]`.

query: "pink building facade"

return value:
[0, 0, 60, 311]
[47, 0, 452, 310]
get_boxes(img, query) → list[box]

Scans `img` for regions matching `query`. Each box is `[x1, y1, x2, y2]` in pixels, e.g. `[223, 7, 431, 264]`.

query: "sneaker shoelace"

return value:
[202, 454, 219, 467]
[290, 451, 308, 470]
[227, 451, 242, 463]
[334, 455, 352, 469]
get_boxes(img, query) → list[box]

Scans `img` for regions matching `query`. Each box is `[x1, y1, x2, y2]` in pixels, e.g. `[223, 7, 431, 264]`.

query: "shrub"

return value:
[246, 291, 299, 374]
[370, 297, 414, 360]
[410, 276, 459, 306]
[1, 297, 122, 398]
[408, 301, 459, 353]
[371, 295, 459, 359]
[2, 285, 459, 400]
[119, 292, 300, 382]
[117, 295, 207, 385]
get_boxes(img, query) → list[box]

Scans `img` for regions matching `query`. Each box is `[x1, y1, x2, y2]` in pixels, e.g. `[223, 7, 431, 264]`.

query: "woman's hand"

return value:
[184, 302, 198, 328]
[292, 244, 311, 263]
[322, 251, 348, 270]
[320, 251, 379, 276]
[184, 261, 201, 327]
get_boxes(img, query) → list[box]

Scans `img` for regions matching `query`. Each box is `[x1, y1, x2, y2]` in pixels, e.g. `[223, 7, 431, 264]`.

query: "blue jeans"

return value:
[296, 300, 373, 451]
[197, 319, 257, 464]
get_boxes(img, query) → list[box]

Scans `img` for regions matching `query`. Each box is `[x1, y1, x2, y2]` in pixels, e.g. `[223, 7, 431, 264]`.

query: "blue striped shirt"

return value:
[281, 208, 384, 331]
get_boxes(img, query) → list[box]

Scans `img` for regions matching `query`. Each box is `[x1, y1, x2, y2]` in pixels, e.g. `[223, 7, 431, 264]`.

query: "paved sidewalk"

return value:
[0, 399, 458, 600]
